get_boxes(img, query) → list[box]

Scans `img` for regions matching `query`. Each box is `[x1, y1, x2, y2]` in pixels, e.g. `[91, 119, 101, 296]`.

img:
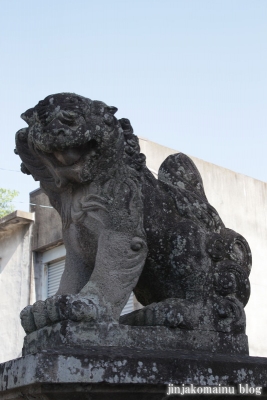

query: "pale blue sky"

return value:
[1, 0, 267, 211]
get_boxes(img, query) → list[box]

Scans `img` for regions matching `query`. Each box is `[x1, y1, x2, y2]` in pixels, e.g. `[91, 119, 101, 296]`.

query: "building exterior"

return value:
[0, 211, 34, 363]
[0, 138, 267, 363]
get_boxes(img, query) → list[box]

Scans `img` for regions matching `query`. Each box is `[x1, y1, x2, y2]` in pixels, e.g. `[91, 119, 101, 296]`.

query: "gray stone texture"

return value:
[1, 348, 267, 399]
[14, 93, 252, 354]
[22, 320, 249, 356]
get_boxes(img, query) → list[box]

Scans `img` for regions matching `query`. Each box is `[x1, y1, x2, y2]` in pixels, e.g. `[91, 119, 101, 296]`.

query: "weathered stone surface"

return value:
[14, 93, 252, 353]
[1, 348, 267, 399]
[22, 320, 249, 356]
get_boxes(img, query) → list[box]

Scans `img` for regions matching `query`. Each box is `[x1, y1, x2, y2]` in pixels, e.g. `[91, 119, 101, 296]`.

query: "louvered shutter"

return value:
[47, 258, 65, 298]
[120, 292, 134, 315]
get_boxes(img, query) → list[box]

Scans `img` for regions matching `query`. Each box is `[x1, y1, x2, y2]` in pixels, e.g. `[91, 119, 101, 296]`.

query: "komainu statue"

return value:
[15, 93, 251, 354]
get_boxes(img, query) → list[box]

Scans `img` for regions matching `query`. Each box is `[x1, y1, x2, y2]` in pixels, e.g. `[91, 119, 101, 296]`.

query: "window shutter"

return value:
[47, 258, 65, 298]
[120, 292, 134, 316]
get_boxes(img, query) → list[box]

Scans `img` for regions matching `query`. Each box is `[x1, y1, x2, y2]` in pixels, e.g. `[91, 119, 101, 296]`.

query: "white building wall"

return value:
[0, 212, 34, 363]
[140, 138, 267, 357]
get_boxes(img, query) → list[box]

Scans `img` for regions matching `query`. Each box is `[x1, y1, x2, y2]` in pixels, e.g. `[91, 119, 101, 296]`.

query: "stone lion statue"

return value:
[16, 93, 251, 337]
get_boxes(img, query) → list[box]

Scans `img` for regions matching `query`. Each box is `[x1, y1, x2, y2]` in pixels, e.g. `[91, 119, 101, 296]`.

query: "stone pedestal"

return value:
[1, 347, 267, 400]
[22, 320, 249, 356]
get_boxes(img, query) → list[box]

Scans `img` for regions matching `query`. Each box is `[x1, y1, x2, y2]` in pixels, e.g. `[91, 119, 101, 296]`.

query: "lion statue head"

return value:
[15, 93, 146, 188]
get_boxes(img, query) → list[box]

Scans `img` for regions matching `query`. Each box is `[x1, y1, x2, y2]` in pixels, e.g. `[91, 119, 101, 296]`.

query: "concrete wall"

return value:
[0, 211, 34, 363]
[30, 189, 62, 251]
[29, 190, 64, 305]
[140, 138, 267, 357]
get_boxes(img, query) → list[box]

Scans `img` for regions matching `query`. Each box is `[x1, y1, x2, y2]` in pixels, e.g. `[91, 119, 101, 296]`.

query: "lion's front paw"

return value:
[46, 294, 98, 323]
[20, 305, 37, 334]
[20, 295, 101, 334]
[120, 299, 197, 329]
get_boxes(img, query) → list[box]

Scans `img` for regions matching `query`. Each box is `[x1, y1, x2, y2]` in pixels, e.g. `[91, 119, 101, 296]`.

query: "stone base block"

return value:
[22, 320, 249, 356]
[1, 347, 267, 400]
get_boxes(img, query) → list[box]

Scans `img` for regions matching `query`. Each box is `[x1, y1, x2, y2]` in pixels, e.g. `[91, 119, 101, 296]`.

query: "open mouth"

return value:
[52, 139, 98, 166]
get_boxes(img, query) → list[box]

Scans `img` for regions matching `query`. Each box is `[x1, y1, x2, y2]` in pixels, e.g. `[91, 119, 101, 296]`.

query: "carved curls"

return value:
[119, 118, 146, 171]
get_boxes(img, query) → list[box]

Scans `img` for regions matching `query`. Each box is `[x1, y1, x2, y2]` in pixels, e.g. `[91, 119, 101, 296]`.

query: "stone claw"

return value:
[46, 294, 99, 322]
[32, 300, 50, 329]
[20, 305, 36, 334]
[45, 295, 62, 322]
[68, 296, 98, 322]
[120, 298, 196, 330]
[20, 294, 102, 334]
